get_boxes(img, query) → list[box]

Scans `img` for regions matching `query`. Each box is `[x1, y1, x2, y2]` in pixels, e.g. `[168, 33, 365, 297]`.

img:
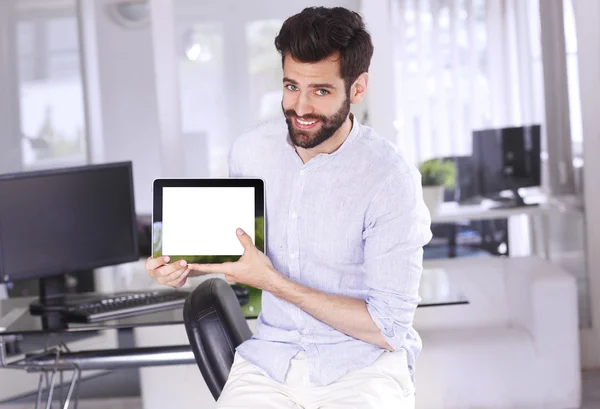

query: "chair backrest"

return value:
[183, 278, 253, 400]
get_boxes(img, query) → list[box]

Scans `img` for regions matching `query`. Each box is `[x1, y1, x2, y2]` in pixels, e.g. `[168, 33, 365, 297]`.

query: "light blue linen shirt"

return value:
[229, 115, 432, 387]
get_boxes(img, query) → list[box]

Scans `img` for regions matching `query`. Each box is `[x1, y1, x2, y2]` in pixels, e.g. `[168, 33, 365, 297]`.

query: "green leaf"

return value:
[418, 158, 457, 188]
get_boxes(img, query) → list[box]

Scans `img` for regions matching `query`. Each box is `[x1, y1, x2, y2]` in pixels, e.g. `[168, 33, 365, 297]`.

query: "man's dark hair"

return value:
[274, 7, 374, 92]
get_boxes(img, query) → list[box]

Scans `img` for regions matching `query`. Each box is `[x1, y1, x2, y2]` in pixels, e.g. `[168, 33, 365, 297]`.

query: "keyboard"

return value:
[63, 290, 190, 323]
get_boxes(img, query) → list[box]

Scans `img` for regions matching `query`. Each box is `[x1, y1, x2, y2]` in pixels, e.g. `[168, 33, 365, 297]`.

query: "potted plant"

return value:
[418, 158, 456, 216]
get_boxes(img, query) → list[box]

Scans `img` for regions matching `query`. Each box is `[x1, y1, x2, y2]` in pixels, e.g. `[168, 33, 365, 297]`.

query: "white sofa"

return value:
[414, 256, 581, 409]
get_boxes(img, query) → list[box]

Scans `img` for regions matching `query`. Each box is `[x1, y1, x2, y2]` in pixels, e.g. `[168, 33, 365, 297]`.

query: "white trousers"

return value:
[215, 350, 415, 409]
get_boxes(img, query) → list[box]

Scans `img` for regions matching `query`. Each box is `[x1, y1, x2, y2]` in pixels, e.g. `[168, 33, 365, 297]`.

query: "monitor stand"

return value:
[27, 275, 69, 330]
[488, 188, 539, 209]
[28, 275, 98, 330]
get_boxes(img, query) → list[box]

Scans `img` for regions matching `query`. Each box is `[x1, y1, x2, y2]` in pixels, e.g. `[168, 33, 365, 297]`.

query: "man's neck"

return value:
[295, 115, 353, 164]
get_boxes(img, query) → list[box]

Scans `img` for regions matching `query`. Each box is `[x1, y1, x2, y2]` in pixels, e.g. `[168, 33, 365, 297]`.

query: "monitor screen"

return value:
[472, 125, 541, 197]
[0, 162, 139, 283]
[441, 156, 480, 203]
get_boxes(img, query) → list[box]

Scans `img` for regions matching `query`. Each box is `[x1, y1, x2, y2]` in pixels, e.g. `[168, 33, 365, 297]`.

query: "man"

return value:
[146, 6, 431, 408]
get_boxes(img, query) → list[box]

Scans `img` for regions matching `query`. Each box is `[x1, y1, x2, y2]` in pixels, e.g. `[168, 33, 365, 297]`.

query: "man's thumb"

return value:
[236, 228, 253, 248]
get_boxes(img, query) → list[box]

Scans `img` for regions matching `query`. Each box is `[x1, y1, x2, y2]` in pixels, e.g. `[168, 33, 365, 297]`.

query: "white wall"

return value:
[150, 0, 185, 178]
[573, 0, 600, 369]
[539, 0, 576, 195]
[360, 0, 397, 143]
[80, 0, 163, 214]
[0, 0, 23, 173]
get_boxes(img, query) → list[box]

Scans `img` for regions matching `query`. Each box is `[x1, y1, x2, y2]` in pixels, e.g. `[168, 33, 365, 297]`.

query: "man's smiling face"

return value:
[281, 53, 351, 149]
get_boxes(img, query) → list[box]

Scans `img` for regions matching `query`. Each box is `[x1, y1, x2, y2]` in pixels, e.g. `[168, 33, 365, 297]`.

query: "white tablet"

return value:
[152, 178, 265, 264]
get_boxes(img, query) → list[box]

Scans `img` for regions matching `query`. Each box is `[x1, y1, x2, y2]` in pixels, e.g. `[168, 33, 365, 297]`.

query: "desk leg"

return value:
[542, 213, 551, 260]
[530, 213, 551, 260]
[36, 363, 81, 409]
[2, 339, 82, 409]
[63, 368, 81, 409]
[35, 373, 44, 409]
[529, 214, 538, 256]
[449, 224, 457, 258]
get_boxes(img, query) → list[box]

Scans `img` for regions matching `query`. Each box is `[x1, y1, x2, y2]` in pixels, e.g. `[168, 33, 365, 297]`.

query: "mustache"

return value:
[284, 110, 327, 123]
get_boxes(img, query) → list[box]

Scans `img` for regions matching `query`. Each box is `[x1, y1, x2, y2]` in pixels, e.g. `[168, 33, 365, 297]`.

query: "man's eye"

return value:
[315, 89, 329, 96]
[285, 84, 298, 91]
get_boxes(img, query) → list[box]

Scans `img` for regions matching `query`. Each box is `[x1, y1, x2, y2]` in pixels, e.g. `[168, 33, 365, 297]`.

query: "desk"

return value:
[431, 194, 584, 259]
[0, 269, 466, 337]
[432, 200, 546, 223]
[432, 198, 550, 259]
[0, 269, 466, 408]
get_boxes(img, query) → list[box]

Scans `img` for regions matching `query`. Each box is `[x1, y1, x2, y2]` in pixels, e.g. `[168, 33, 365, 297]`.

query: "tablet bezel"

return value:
[152, 178, 265, 264]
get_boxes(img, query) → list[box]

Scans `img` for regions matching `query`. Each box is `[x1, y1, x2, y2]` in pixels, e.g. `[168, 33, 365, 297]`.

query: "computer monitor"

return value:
[472, 125, 541, 207]
[441, 156, 481, 203]
[0, 162, 139, 316]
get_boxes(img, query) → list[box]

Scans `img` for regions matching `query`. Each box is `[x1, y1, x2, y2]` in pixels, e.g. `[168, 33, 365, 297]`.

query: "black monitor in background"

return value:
[472, 125, 541, 207]
[0, 162, 139, 319]
[442, 156, 481, 203]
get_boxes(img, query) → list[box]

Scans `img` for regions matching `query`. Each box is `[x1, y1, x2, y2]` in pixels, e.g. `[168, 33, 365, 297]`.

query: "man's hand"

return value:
[188, 228, 281, 291]
[145, 256, 191, 288]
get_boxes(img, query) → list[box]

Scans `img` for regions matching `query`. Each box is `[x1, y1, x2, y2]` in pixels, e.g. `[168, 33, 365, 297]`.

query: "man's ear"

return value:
[349, 72, 369, 104]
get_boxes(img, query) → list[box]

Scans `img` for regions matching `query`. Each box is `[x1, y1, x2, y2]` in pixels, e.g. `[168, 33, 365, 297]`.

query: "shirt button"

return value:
[291, 212, 298, 219]
[290, 252, 297, 259]
[299, 170, 305, 175]
[301, 329, 309, 335]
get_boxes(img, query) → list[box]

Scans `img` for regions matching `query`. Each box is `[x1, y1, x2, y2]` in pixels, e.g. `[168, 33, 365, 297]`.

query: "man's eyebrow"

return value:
[309, 83, 336, 89]
[282, 77, 336, 89]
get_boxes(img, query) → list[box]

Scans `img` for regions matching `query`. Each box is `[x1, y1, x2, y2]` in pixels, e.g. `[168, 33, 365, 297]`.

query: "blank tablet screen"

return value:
[152, 179, 265, 264]
[162, 187, 254, 256]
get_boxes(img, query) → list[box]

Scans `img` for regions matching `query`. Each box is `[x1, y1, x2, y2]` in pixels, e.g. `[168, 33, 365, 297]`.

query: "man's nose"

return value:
[293, 93, 313, 117]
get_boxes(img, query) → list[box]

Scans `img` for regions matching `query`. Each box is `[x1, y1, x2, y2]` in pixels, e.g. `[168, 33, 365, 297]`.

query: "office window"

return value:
[16, 4, 87, 169]
[174, 1, 359, 177]
[246, 19, 284, 123]
[176, 19, 284, 177]
[392, 0, 544, 166]
[177, 22, 228, 177]
[179, 23, 224, 136]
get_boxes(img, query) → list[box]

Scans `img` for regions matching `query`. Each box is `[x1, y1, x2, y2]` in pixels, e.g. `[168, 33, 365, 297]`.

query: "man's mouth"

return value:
[293, 117, 319, 130]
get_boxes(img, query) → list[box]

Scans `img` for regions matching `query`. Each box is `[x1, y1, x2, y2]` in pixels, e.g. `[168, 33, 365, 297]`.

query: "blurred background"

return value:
[0, 0, 599, 408]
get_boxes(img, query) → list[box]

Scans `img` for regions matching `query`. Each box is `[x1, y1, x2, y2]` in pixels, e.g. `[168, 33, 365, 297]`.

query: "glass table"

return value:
[0, 268, 467, 408]
[0, 267, 467, 336]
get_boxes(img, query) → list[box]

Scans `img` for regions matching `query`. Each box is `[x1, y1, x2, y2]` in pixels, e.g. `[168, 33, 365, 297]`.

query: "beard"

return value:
[282, 96, 351, 149]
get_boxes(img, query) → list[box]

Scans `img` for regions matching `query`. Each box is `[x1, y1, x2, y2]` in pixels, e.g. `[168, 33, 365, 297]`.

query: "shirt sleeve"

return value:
[363, 168, 432, 351]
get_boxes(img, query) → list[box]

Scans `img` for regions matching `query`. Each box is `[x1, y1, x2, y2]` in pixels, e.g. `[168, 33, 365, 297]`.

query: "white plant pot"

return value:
[422, 185, 445, 216]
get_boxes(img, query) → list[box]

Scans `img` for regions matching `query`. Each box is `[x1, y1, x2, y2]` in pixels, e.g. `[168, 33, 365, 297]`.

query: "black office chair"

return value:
[183, 278, 253, 400]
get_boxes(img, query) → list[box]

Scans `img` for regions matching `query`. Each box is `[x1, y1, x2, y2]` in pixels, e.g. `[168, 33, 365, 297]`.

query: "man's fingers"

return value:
[145, 256, 170, 271]
[157, 262, 188, 285]
[157, 268, 184, 285]
[236, 228, 254, 250]
[188, 262, 234, 275]
[171, 269, 190, 288]
[150, 259, 187, 279]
